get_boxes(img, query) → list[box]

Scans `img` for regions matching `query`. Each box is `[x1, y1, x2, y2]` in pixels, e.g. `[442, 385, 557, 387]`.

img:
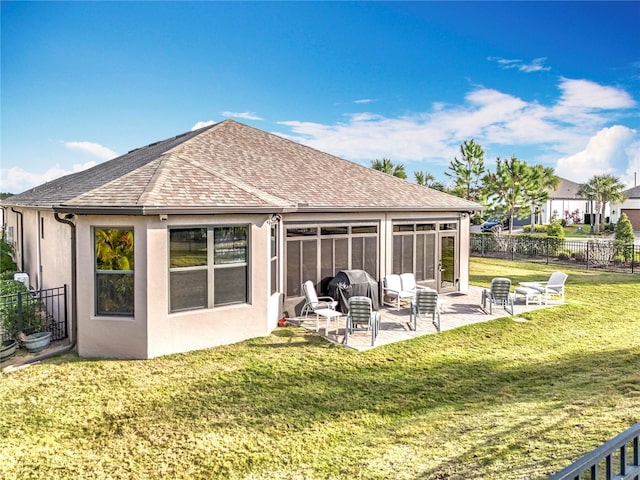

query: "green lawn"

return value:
[1, 258, 639, 479]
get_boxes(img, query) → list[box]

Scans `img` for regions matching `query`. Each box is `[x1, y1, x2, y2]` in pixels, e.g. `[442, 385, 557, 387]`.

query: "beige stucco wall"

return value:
[73, 213, 279, 359]
[3, 208, 74, 337]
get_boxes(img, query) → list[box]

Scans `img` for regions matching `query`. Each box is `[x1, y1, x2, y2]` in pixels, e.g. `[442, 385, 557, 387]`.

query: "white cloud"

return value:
[1, 161, 97, 194]
[221, 111, 263, 120]
[63, 141, 117, 160]
[557, 78, 636, 111]
[555, 126, 638, 183]
[488, 56, 551, 73]
[353, 98, 376, 104]
[277, 78, 638, 183]
[192, 120, 217, 130]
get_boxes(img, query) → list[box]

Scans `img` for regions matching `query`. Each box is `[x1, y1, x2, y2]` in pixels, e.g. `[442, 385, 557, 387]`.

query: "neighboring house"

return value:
[1, 120, 481, 359]
[611, 185, 640, 231]
[540, 177, 609, 225]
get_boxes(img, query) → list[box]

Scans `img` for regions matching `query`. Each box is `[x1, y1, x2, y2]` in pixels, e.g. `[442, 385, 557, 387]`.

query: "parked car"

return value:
[480, 218, 509, 232]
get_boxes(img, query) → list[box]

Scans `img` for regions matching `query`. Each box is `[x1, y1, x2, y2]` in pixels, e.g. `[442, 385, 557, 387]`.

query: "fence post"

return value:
[546, 237, 549, 264]
[511, 234, 515, 261]
[586, 240, 590, 270]
[17, 290, 23, 333]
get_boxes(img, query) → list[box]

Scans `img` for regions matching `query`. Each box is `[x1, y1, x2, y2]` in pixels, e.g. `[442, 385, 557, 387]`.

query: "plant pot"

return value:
[22, 331, 51, 353]
[1, 339, 18, 361]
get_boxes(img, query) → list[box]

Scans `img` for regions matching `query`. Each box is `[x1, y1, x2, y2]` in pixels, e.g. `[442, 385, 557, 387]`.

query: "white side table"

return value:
[314, 308, 343, 335]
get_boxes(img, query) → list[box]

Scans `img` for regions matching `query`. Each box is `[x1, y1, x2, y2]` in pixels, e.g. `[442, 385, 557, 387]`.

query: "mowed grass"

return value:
[1, 258, 639, 480]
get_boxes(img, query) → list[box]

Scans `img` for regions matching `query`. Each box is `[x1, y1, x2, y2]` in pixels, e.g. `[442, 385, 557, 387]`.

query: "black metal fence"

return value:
[471, 234, 638, 274]
[0, 285, 68, 342]
[547, 422, 640, 480]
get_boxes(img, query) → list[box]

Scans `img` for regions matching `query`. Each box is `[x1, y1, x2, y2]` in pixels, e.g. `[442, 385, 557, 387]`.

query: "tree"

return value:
[482, 156, 557, 232]
[414, 171, 446, 191]
[445, 139, 485, 201]
[615, 212, 634, 244]
[371, 158, 407, 179]
[577, 174, 627, 234]
[527, 164, 560, 229]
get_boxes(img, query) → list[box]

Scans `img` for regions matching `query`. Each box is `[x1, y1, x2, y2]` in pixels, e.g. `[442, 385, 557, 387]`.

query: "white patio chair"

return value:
[410, 288, 441, 332]
[382, 274, 415, 310]
[481, 277, 514, 315]
[521, 271, 568, 304]
[301, 280, 338, 317]
[344, 296, 380, 347]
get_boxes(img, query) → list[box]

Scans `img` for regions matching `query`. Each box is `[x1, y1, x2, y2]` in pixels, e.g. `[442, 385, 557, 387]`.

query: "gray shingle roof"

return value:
[3, 120, 481, 214]
[623, 185, 640, 198]
[548, 177, 583, 199]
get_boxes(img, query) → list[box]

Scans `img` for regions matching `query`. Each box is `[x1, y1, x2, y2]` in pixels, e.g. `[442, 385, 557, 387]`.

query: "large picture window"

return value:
[95, 228, 134, 316]
[169, 226, 248, 312]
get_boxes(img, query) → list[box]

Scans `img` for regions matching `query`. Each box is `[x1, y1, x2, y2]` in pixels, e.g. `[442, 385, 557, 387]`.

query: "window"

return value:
[169, 226, 249, 312]
[95, 228, 134, 316]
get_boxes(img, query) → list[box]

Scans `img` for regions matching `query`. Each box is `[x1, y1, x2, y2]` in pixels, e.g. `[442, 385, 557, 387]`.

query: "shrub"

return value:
[0, 279, 42, 338]
[0, 236, 17, 273]
[558, 249, 572, 261]
[615, 213, 634, 244]
[534, 224, 548, 233]
[573, 250, 586, 262]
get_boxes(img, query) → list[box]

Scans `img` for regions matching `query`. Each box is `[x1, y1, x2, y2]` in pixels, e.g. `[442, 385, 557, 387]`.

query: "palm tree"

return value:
[577, 174, 627, 234]
[371, 158, 407, 179]
[528, 165, 560, 229]
[414, 171, 446, 191]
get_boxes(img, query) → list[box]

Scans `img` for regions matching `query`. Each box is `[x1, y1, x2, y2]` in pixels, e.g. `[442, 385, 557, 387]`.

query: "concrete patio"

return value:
[292, 285, 561, 351]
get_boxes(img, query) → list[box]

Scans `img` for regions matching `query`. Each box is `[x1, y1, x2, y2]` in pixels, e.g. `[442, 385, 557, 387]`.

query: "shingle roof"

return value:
[3, 120, 481, 214]
[548, 177, 583, 199]
[623, 185, 640, 198]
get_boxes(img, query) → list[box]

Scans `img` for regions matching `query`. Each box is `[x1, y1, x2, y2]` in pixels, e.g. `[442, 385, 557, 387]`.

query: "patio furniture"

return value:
[382, 273, 427, 310]
[344, 296, 380, 347]
[327, 270, 380, 313]
[313, 308, 343, 335]
[301, 280, 338, 317]
[520, 271, 568, 304]
[481, 277, 514, 315]
[514, 286, 542, 305]
[410, 288, 441, 332]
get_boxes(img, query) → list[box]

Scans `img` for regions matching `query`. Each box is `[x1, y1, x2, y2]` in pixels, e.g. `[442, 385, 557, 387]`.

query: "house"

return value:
[540, 177, 608, 226]
[610, 185, 640, 231]
[1, 120, 482, 359]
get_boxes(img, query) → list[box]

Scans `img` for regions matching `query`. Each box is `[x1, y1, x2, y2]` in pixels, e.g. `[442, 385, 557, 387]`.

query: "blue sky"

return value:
[2, 1, 639, 193]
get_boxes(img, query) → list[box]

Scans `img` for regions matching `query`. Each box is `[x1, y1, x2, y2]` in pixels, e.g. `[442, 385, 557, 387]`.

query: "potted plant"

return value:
[0, 338, 17, 361]
[0, 278, 50, 354]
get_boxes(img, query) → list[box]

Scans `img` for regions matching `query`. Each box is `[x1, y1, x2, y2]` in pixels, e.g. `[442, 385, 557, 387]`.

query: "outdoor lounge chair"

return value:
[301, 280, 338, 317]
[520, 271, 568, 304]
[382, 273, 427, 310]
[344, 296, 380, 347]
[481, 277, 514, 315]
[410, 288, 441, 332]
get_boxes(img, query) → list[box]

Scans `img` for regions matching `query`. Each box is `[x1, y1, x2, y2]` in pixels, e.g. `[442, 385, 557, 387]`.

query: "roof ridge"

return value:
[176, 153, 294, 208]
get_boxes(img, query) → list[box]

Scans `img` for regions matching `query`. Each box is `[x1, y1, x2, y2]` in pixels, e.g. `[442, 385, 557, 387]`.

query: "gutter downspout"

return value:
[10, 208, 24, 271]
[3, 213, 78, 372]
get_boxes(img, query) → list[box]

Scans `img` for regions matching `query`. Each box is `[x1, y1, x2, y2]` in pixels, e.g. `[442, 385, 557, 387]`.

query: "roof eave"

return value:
[46, 203, 486, 216]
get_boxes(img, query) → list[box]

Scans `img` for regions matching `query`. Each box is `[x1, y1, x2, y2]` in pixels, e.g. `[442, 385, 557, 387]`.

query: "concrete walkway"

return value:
[292, 285, 561, 351]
